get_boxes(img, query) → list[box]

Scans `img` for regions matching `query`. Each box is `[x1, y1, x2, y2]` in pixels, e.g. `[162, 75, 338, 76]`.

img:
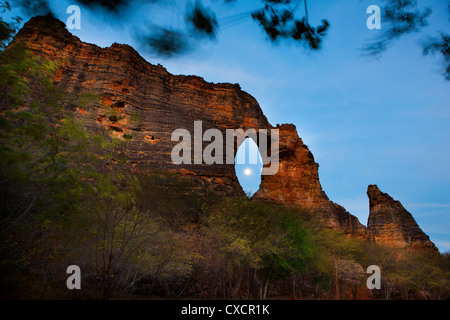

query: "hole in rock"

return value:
[113, 101, 125, 108]
[235, 138, 263, 197]
[109, 125, 123, 132]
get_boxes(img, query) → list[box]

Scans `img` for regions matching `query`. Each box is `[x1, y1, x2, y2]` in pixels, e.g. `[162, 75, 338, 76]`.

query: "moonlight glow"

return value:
[244, 168, 252, 176]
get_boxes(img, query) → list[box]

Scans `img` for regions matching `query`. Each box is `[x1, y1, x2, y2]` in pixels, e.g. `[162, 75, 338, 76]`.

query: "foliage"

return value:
[6, 0, 449, 79]
[0, 1, 22, 51]
[251, 1, 329, 49]
[423, 33, 450, 81]
[0, 40, 196, 299]
[204, 198, 315, 298]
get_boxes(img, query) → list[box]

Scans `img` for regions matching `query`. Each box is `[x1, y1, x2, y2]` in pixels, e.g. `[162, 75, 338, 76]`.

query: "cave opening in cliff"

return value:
[235, 138, 263, 197]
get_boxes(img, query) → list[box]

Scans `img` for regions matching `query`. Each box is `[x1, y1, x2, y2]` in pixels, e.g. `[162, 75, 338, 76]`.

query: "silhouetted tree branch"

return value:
[3, 0, 449, 79]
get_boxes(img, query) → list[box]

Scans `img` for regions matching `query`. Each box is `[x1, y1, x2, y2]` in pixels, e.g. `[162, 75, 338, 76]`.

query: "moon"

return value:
[244, 168, 252, 176]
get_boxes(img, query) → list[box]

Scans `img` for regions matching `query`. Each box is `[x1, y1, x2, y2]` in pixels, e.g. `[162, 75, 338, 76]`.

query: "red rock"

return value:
[9, 16, 435, 248]
[367, 185, 437, 251]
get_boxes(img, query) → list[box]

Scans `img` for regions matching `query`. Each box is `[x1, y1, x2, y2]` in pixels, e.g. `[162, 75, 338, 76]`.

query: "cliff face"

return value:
[367, 185, 437, 250]
[8, 16, 435, 247]
[254, 124, 368, 238]
[12, 15, 274, 195]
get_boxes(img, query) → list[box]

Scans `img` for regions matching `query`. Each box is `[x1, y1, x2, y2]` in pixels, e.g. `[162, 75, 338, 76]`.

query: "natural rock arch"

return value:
[11, 15, 437, 250]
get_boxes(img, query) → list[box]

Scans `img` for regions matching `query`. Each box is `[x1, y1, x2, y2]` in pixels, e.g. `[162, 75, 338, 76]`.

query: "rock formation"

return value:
[7, 15, 436, 249]
[12, 15, 272, 195]
[254, 124, 368, 238]
[367, 185, 437, 250]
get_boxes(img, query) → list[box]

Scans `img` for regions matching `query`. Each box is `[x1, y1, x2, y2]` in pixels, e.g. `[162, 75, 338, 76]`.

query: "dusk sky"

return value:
[10, 0, 450, 252]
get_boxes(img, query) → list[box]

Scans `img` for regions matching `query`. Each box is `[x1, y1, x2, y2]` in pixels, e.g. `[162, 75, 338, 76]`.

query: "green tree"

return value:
[204, 197, 315, 299]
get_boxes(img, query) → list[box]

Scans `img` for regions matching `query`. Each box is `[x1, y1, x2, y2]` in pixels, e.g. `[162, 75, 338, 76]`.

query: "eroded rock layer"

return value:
[367, 185, 437, 250]
[8, 16, 436, 247]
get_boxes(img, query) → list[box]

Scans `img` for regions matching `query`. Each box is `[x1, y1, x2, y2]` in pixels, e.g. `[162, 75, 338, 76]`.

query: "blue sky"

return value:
[10, 0, 450, 252]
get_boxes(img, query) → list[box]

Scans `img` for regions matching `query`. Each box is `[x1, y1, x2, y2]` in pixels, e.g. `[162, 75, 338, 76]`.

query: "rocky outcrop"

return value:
[367, 185, 437, 250]
[12, 15, 271, 195]
[8, 16, 435, 246]
[254, 124, 368, 238]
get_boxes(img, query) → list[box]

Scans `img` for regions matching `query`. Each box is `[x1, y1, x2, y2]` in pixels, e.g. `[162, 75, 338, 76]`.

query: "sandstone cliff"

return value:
[254, 124, 368, 238]
[8, 15, 436, 248]
[367, 185, 437, 250]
